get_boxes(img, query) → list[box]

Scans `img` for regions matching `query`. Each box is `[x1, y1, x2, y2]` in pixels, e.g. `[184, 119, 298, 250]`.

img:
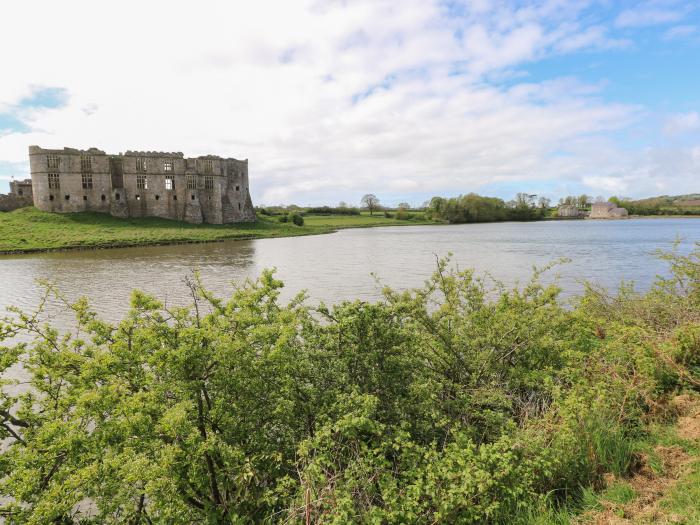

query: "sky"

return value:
[1, 0, 699, 207]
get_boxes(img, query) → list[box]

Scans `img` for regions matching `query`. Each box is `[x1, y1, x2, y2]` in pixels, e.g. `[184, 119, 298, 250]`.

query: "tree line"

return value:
[425, 192, 549, 223]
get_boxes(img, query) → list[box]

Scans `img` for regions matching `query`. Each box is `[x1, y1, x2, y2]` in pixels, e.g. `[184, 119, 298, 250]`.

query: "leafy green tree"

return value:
[361, 194, 380, 215]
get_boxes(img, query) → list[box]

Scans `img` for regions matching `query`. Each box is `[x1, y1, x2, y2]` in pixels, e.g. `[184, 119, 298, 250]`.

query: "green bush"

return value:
[291, 213, 304, 226]
[396, 209, 409, 220]
[0, 247, 697, 523]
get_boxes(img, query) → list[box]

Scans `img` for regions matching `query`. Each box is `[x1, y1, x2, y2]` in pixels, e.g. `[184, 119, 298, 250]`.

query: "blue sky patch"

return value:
[19, 87, 69, 110]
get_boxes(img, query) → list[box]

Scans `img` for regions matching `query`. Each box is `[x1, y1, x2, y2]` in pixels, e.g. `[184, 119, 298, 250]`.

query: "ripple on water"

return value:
[0, 219, 697, 332]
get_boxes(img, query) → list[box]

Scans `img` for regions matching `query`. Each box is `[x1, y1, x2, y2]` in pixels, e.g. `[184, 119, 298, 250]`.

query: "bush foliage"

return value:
[427, 193, 546, 223]
[0, 246, 698, 523]
[306, 206, 360, 216]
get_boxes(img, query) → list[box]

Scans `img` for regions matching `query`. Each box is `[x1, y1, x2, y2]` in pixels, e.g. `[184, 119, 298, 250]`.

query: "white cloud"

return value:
[664, 112, 700, 136]
[0, 0, 697, 202]
[662, 24, 698, 40]
[615, 7, 684, 28]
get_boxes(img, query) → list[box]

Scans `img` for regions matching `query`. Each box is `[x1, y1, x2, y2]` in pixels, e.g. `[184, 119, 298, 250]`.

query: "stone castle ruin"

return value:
[588, 201, 628, 219]
[0, 179, 34, 211]
[28, 146, 255, 224]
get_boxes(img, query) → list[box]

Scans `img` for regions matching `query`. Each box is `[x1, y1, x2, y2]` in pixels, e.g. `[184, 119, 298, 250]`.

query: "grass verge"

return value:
[0, 207, 436, 254]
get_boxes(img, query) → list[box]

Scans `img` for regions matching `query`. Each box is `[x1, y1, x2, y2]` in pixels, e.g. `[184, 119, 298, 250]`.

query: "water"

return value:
[0, 219, 698, 329]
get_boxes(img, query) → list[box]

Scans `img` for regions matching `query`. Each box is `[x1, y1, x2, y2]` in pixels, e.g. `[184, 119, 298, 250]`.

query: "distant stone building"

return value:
[0, 178, 33, 212]
[557, 204, 583, 218]
[589, 201, 628, 219]
[29, 145, 255, 224]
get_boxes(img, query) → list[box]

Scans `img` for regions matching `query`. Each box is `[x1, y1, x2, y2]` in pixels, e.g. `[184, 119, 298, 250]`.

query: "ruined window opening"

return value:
[115, 193, 120, 200]
[48, 173, 60, 189]
[137, 174, 148, 189]
[165, 175, 174, 190]
[83, 195, 88, 201]
[49, 195, 54, 201]
[163, 160, 173, 172]
[238, 202, 241, 210]
[17, 190, 23, 196]
[80, 155, 92, 172]
[65, 195, 70, 200]
[200, 159, 213, 174]
[186, 175, 196, 190]
[155, 195, 160, 200]
[136, 157, 147, 172]
[101, 195, 106, 201]
[204, 176, 214, 190]
[47, 155, 60, 169]
[191, 194, 196, 200]
[235, 185, 240, 191]
[82, 173, 93, 189]
[173, 195, 177, 201]
[135, 194, 141, 200]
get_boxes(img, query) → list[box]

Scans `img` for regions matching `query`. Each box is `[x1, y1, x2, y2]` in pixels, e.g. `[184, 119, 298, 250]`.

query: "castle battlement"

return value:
[28, 145, 256, 224]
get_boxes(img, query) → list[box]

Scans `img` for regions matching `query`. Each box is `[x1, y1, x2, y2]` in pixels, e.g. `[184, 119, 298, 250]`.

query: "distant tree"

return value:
[361, 194, 380, 215]
[595, 196, 605, 203]
[537, 197, 551, 209]
[577, 194, 590, 208]
[397, 202, 411, 210]
[514, 193, 536, 208]
[338, 201, 348, 208]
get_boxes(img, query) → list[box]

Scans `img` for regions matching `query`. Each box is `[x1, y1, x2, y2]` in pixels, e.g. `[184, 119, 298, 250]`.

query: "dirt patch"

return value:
[677, 406, 700, 442]
[585, 445, 692, 524]
[582, 396, 700, 524]
[669, 394, 698, 417]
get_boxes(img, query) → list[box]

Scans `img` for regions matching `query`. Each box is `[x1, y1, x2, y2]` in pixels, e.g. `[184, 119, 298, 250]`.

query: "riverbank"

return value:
[0, 207, 436, 254]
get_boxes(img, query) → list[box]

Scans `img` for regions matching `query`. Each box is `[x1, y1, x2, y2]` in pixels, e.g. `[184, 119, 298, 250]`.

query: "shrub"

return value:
[291, 213, 304, 226]
[0, 248, 697, 523]
[306, 206, 360, 216]
[278, 213, 289, 223]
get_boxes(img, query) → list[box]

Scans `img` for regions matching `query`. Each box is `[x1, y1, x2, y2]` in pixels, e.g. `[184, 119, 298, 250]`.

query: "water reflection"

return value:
[0, 218, 697, 331]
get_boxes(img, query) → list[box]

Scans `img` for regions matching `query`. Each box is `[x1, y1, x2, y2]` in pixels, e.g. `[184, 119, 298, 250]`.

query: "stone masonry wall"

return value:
[0, 179, 33, 212]
[28, 146, 256, 224]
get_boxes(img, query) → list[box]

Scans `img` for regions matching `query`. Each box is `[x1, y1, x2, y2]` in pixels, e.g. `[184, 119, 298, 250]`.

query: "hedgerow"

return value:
[0, 246, 697, 523]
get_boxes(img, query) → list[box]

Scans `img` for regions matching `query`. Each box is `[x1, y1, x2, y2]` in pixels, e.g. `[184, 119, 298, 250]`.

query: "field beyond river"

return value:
[0, 207, 434, 254]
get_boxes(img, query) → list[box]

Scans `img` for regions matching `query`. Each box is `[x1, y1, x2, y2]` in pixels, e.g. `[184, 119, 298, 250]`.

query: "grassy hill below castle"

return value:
[0, 207, 435, 254]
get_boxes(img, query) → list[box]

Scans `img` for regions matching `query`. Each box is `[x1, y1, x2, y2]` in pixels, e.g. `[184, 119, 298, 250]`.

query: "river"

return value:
[0, 218, 698, 329]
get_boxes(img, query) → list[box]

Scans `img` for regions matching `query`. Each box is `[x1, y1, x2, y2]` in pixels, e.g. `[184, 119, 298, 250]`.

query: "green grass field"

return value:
[0, 207, 435, 254]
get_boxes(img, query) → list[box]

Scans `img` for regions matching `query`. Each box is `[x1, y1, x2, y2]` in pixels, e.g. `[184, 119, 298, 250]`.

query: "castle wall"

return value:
[0, 193, 33, 212]
[28, 146, 256, 224]
[0, 179, 34, 211]
[589, 202, 629, 219]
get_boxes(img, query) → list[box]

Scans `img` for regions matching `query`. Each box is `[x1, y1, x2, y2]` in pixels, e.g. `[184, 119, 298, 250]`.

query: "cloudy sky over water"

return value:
[1, 0, 699, 206]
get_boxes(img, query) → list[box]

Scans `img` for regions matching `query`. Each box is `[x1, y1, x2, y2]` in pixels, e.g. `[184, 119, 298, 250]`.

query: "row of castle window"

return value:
[49, 194, 107, 202]
[49, 193, 243, 211]
[46, 173, 241, 192]
[48, 156, 238, 175]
